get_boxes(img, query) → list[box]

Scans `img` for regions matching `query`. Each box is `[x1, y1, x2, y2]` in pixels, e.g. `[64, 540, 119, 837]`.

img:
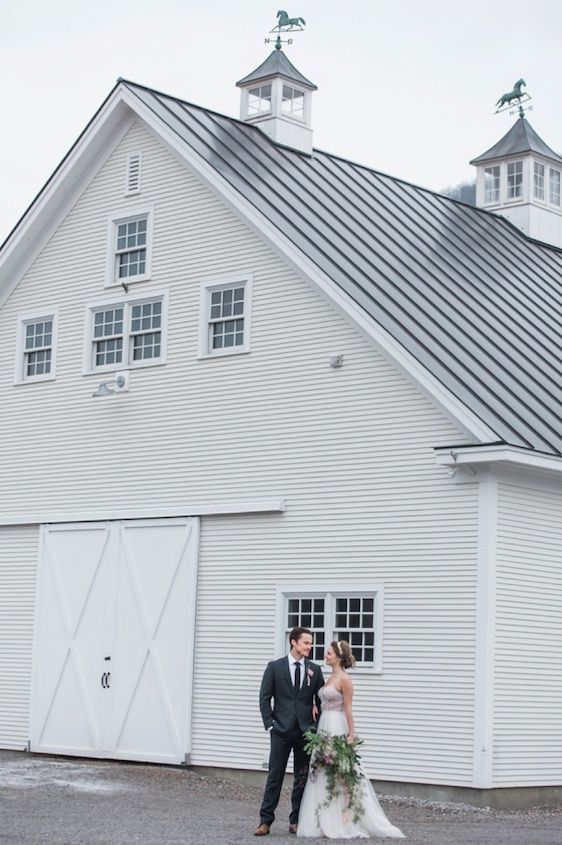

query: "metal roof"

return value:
[236, 50, 317, 90]
[470, 116, 562, 164]
[126, 82, 562, 455]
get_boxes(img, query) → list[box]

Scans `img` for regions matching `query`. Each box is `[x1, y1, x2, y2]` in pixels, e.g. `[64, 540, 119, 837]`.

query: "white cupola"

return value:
[471, 116, 562, 248]
[236, 48, 317, 155]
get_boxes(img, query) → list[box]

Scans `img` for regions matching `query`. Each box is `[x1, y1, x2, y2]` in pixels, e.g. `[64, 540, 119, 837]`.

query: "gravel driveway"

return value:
[0, 755, 561, 845]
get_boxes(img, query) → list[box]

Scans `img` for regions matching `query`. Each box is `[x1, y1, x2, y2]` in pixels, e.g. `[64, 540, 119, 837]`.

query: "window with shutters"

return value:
[198, 274, 253, 358]
[277, 584, 383, 672]
[15, 309, 59, 384]
[105, 207, 153, 287]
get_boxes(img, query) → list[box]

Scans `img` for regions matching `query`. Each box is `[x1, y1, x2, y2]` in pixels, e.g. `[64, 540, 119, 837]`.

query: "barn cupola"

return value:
[471, 111, 562, 248]
[236, 47, 317, 155]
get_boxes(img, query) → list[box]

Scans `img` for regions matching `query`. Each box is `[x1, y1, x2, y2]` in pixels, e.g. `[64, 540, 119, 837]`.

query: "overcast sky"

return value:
[2, 0, 562, 242]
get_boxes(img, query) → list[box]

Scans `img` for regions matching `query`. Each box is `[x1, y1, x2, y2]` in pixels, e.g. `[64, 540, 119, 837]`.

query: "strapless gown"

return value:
[297, 685, 405, 839]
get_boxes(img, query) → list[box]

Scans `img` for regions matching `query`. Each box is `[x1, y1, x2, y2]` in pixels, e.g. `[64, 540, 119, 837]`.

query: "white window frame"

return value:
[483, 165, 500, 205]
[533, 161, 546, 202]
[281, 84, 306, 122]
[198, 273, 253, 359]
[506, 160, 523, 201]
[548, 167, 560, 207]
[14, 308, 59, 385]
[105, 205, 154, 288]
[275, 583, 384, 674]
[82, 287, 168, 375]
[247, 84, 273, 117]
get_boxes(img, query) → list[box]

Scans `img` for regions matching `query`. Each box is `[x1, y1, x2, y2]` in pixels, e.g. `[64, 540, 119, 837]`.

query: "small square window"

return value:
[248, 84, 272, 115]
[484, 166, 500, 204]
[534, 162, 545, 201]
[549, 168, 560, 206]
[282, 85, 305, 120]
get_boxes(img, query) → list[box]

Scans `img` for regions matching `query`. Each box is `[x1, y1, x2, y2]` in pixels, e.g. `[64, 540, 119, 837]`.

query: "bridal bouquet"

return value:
[304, 730, 365, 823]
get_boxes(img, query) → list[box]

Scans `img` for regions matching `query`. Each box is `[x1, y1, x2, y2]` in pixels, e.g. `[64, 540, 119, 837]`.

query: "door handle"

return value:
[101, 672, 106, 688]
[106, 672, 111, 688]
[101, 672, 109, 688]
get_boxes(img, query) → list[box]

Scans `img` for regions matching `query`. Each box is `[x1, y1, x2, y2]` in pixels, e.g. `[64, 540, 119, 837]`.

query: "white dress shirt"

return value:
[288, 654, 305, 688]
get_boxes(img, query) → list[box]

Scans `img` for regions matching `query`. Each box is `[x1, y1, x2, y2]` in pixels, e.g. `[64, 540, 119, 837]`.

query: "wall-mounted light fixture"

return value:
[329, 354, 344, 369]
[92, 371, 129, 397]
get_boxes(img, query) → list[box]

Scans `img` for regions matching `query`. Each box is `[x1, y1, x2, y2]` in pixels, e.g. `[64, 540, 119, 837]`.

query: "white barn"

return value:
[0, 50, 561, 808]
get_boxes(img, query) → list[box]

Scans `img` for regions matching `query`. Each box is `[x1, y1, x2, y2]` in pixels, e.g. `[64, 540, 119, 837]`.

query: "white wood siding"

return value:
[0, 120, 479, 783]
[494, 482, 562, 785]
[0, 525, 39, 749]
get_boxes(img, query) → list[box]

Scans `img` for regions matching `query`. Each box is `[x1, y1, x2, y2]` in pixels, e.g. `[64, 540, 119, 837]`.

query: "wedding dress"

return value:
[297, 685, 405, 839]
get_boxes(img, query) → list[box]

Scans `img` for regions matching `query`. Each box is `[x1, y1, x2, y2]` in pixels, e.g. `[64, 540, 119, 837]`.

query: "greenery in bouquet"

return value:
[304, 729, 365, 824]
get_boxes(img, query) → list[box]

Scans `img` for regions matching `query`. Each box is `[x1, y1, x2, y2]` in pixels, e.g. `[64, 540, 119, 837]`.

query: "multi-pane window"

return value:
[248, 84, 272, 115]
[23, 318, 53, 379]
[283, 590, 379, 668]
[131, 300, 162, 361]
[282, 85, 305, 119]
[208, 285, 245, 352]
[549, 168, 560, 206]
[334, 597, 375, 664]
[533, 162, 545, 200]
[287, 597, 326, 661]
[507, 160, 523, 199]
[484, 166, 500, 203]
[90, 297, 163, 370]
[116, 216, 147, 279]
[93, 307, 124, 367]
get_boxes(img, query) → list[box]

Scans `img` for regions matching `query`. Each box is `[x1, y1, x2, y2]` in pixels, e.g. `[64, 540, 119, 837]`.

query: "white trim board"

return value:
[0, 500, 287, 527]
[435, 444, 562, 475]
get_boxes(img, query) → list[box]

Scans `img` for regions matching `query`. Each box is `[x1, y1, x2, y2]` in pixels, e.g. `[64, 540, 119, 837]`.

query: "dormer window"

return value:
[484, 166, 500, 204]
[549, 168, 560, 206]
[533, 162, 545, 201]
[248, 84, 272, 116]
[507, 161, 523, 199]
[281, 85, 305, 120]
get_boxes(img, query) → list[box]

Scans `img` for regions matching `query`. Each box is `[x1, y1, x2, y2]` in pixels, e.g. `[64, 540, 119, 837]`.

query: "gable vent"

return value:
[126, 153, 142, 195]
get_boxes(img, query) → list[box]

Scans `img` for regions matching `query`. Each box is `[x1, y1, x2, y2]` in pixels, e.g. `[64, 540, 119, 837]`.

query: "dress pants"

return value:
[259, 720, 310, 826]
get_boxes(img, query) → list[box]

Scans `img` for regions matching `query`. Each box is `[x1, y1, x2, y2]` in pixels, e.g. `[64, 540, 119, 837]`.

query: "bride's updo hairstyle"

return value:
[331, 640, 356, 669]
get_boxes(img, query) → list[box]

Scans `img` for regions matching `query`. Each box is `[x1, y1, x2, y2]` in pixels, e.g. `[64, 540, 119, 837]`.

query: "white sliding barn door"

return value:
[30, 518, 199, 763]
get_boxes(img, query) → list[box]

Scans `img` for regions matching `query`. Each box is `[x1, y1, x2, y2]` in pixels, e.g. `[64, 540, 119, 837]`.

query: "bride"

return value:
[297, 641, 405, 839]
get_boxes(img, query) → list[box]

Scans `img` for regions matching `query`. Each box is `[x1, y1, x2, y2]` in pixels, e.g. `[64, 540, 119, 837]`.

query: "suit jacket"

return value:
[259, 655, 324, 735]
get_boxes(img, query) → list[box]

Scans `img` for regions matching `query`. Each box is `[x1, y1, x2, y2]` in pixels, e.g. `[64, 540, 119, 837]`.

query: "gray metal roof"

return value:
[471, 116, 562, 164]
[123, 81, 562, 456]
[236, 50, 317, 90]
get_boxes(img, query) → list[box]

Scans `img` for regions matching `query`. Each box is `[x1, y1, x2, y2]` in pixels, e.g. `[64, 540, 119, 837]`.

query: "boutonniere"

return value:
[307, 667, 314, 687]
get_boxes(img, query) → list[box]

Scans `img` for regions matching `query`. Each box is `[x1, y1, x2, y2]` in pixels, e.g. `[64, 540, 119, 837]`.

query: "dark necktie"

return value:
[294, 661, 301, 691]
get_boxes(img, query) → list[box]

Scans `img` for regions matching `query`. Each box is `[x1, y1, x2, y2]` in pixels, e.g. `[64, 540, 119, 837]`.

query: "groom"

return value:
[255, 627, 324, 836]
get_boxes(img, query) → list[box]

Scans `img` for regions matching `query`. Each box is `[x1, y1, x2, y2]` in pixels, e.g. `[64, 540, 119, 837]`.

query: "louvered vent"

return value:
[126, 153, 142, 194]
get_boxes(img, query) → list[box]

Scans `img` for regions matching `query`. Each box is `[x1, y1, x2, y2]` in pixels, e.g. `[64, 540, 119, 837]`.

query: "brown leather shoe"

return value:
[254, 823, 270, 836]
[288, 823, 298, 834]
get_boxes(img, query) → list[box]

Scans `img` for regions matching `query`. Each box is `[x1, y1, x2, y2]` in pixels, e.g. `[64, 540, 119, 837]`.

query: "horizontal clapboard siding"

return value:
[494, 483, 562, 785]
[0, 121, 479, 783]
[0, 525, 39, 749]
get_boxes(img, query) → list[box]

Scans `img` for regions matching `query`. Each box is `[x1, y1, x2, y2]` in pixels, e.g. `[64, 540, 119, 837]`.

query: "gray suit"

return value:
[258, 656, 324, 826]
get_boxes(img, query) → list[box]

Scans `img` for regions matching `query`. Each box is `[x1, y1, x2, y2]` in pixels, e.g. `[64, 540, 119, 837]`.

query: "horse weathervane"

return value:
[494, 78, 533, 118]
[265, 10, 306, 51]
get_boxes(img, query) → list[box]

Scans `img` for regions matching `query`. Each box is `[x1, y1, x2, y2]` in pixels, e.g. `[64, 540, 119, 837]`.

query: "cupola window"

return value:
[484, 166, 500, 203]
[549, 168, 560, 206]
[248, 84, 272, 115]
[507, 161, 523, 199]
[281, 85, 305, 120]
[533, 162, 545, 201]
